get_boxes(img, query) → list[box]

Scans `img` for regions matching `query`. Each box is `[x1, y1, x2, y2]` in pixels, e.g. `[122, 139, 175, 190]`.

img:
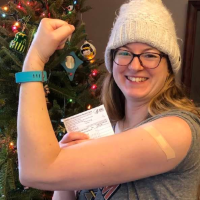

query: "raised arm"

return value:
[17, 18, 75, 184]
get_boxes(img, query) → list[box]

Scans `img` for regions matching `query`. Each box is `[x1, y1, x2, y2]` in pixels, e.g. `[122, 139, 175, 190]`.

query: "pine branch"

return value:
[55, 0, 64, 10]
[25, 25, 37, 54]
[70, 23, 87, 47]
[0, 27, 9, 37]
[0, 37, 9, 49]
[0, 47, 22, 68]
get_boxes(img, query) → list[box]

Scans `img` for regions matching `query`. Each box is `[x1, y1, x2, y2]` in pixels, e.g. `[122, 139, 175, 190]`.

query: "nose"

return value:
[128, 56, 144, 71]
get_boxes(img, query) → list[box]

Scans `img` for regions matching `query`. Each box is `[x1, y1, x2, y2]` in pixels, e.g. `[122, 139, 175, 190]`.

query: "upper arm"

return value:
[30, 116, 192, 191]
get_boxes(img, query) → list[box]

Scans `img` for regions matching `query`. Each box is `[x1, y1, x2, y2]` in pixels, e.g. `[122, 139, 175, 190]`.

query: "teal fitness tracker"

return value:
[15, 71, 47, 83]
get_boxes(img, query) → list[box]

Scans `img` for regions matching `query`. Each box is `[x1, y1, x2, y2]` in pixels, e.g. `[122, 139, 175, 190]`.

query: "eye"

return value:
[116, 50, 131, 56]
[142, 53, 159, 59]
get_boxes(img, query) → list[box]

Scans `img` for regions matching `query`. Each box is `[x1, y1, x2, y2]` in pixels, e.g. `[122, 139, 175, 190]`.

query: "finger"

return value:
[56, 37, 68, 49]
[60, 139, 89, 148]
[56, 44, 65, 50]
[53, 24, 75, 43]
[42, 18, 68, 31]
[60, 132, 89, 143]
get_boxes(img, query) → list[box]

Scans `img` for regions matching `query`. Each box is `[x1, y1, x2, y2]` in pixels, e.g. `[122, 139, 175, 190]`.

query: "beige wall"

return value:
[84, 0, 189, 77]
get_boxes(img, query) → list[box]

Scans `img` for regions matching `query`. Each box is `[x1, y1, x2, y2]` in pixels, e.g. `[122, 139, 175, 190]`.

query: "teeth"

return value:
[127, 77, 148, 82]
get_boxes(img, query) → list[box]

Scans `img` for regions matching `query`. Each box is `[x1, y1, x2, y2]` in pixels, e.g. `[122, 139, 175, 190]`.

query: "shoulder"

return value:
[140, 115, 192, 157]
[124, 113, 193, 177]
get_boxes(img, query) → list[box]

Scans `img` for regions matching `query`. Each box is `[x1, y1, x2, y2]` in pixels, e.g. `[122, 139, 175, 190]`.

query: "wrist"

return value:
[23, 47, 46, 72]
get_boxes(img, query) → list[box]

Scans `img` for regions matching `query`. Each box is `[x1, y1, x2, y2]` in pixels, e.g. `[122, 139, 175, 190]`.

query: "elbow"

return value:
[19, 169, 40, 189]
[19, 171, 35, 188]
[19, 174, 30, 188]
[19, 168, 57, 190]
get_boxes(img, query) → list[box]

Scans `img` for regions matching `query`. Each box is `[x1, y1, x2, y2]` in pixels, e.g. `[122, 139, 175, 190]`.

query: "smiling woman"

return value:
[17, 0, 200, 200]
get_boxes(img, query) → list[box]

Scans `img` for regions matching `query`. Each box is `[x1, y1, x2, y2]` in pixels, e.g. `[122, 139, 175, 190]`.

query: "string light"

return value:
[74, 1, 77, 4]
[14, 22, 20, 27]
[9, 142, 14, 149]
[91, 69, 98, 77]
[3, 6, 8, 11]
[12, 26, 17, 31]
[17, 3, 22, 8]
[10, 142, 14, 146]
[42, 13, 45, 16]
[68, 11, 72, 14]
[90, 59, 95, 64]
[2, 13, 6, 18]
[69, 99, 73, 102]
[91, 84, 97, 90]
[87, 104, 92, 110]
[27, 1, 30, 5]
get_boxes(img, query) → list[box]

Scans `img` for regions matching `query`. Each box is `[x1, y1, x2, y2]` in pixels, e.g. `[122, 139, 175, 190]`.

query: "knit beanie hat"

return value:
[104, 0, 181, 77]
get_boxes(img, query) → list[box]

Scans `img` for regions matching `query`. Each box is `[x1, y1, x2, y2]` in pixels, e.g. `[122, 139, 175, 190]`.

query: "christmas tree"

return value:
[0, 0, 106, 199]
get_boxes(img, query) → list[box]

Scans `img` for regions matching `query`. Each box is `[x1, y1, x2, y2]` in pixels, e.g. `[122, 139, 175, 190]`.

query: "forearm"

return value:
[17, 52, 60, 183]
[52, 191, 76, 200]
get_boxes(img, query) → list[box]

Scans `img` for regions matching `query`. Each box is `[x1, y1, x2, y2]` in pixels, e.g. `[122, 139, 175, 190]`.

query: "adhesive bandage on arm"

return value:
[142, 125, 176, 160]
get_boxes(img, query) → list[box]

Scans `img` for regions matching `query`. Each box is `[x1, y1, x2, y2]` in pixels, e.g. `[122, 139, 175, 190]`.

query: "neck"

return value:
[123, 101, 149, 131]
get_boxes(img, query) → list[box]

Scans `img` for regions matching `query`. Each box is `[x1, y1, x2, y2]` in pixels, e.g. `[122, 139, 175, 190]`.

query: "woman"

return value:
[17, 0, 200, 199]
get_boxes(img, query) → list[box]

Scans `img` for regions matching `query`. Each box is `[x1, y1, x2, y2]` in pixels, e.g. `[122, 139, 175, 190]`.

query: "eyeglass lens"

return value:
[114, 49, 162, 69]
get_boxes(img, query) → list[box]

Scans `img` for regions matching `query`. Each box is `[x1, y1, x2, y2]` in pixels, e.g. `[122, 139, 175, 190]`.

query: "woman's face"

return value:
[112, 43, 169, 103]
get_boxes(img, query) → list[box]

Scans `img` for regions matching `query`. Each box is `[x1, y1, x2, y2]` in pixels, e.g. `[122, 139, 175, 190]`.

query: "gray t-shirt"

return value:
[76, 110, 200, 200]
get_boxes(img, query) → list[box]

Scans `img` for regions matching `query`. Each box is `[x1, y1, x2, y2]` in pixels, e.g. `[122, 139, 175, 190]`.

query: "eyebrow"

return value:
[122, 45, 159, 53]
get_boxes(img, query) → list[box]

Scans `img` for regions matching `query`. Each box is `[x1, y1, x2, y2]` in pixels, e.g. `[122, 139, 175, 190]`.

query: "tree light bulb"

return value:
[90, 59, 95, 64]
[69, 99, 73, 102]
[2, 13, 6, 17]
[12, 26, 17, 31]
[3, 6, 8, 11]
[91, 69, 98, 76]
[91, 84, 97, 90]
[10, 142, 14, 146]
[87, 105, 92, 110]
[15, 22, 20, 27]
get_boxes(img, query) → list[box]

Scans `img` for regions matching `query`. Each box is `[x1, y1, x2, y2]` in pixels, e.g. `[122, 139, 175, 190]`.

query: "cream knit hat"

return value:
[105, 0, 181, 76]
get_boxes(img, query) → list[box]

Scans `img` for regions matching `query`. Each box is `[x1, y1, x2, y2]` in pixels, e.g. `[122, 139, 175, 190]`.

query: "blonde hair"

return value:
[101, 61, 200, 124]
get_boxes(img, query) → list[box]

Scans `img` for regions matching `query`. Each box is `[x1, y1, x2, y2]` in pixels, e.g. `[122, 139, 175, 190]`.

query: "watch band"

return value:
[15, 71, 47, 83]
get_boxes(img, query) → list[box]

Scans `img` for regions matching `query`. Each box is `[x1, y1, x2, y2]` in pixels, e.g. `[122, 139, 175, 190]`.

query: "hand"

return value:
[28, 18, 75, 65]
[59, 132, 90, 148]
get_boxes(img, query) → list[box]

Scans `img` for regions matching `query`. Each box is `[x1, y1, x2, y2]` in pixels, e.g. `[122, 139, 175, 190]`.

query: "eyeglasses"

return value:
[112, 49, 167, 69]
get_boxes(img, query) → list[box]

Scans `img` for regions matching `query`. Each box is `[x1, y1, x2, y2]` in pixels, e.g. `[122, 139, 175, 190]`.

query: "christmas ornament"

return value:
[67, 5, 74, 11]
[80, 41, 96, 60]
[61, 51, 83, 81]
[9, 31, 27, 53]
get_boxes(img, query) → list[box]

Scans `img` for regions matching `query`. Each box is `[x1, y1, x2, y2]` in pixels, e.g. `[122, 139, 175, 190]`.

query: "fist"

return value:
[29, 18, 75, 64]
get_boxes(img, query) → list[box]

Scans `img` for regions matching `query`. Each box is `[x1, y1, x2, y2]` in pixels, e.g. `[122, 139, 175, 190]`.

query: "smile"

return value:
[126, 76, 149, 82]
